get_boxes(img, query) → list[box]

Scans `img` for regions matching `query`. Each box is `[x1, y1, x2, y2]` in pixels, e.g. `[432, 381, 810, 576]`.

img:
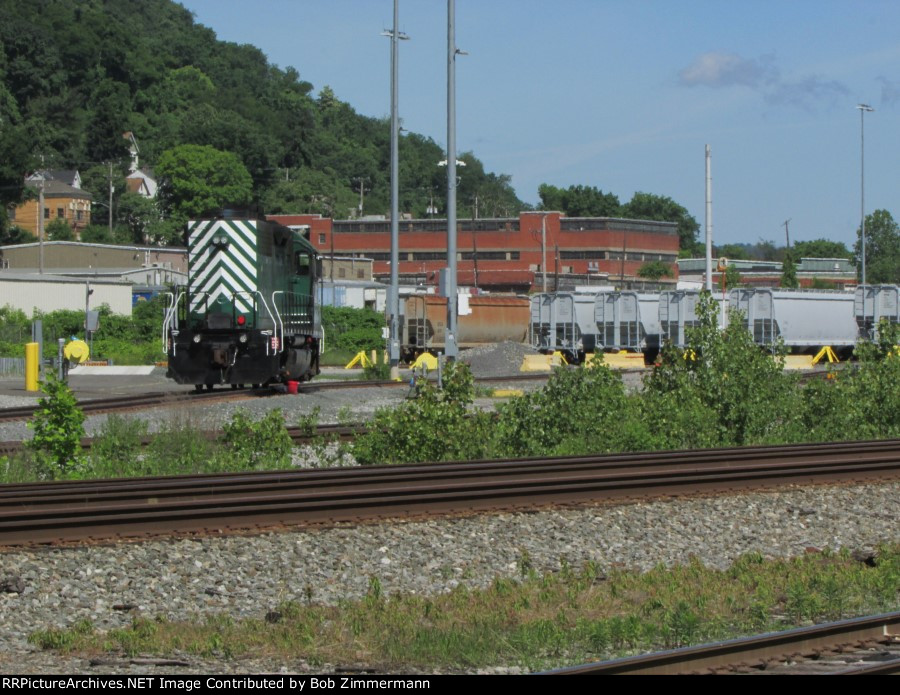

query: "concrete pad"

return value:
[601, 352, 647, 370]
[520, 354, 553, 372]
[68, 365, 157, 376]
[783, 355, 814, 370]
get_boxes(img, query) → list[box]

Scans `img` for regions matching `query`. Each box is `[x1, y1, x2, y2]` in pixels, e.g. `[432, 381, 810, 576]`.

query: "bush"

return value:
[644, 292, 801, 446]
[494, 361, 659, 457]
[25, 373, 86, 477]
[220, 409, 294, 470]
[352, 361, 493, 465]
[322, 306, 384, 353]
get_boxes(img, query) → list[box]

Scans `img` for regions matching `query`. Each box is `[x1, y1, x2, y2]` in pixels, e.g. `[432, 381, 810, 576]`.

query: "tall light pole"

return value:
[445, 0, 466, 360]
[857, 103, 873, 285]
[382, 2, 408, 379]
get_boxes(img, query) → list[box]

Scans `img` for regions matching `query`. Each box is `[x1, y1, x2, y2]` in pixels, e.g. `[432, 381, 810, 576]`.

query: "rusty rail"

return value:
[548, 611, 900, 675]
[0, 439, 897, 546]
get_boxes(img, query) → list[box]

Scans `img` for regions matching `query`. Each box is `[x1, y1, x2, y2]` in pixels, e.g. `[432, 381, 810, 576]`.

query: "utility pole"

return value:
[38, 176, 45, 275]
[382, 0, 408, 379]
[705, 145, 713, 293]
[445, 0, 465, 360]
[108, 162, 114, 238]
[857, 103, 874, 285]
[353, 177, 370, 218]
[541, 215, 547, 292]
[783, 219, 791, 249]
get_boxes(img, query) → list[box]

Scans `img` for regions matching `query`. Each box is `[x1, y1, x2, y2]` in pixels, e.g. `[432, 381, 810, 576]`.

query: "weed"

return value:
[26, 372, 85, 477]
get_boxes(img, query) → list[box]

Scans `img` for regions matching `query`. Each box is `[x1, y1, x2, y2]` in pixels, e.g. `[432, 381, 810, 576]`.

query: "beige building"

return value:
[10, 179, 93, 238]
[0, 241, 187, 274]
[321, 255, 374, 282]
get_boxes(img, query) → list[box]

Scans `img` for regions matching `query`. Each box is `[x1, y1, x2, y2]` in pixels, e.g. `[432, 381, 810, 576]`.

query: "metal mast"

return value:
[445, 0, 460, 359]
[383, 0, 408, 378]
[857, 103, 873, 285]
[705, 145, 713, 293]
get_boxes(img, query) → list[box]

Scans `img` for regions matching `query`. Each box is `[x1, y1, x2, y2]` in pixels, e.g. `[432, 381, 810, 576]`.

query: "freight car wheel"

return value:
[194, 384, 204, 393]
[206, 383, 214, 391]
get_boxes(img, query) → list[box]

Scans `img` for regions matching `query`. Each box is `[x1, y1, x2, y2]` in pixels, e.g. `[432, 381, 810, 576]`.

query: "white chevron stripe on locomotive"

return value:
[189, 221, 257, 269]
[190, 267, 253, 315]
[190, 248, 257, 297]
[189, 220, 257, 261]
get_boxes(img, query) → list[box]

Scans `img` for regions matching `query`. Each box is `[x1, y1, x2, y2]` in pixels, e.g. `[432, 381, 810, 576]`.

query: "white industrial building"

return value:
[0, 273, 133, 315]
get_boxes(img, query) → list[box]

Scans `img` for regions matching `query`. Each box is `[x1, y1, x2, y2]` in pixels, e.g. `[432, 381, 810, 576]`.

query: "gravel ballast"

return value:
[0, 481, 897, 674]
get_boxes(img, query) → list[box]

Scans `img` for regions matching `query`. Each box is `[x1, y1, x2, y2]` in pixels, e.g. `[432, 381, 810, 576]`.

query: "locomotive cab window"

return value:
[295, 252, 311, 276]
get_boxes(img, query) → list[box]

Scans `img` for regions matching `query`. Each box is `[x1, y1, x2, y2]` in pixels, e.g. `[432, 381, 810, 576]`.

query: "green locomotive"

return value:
[165, 212, 321, 389]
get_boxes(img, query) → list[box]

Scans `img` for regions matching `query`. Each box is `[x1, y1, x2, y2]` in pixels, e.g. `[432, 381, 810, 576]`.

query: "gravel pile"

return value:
[460, 341, 538, 378]
[0, 481, 897, 674]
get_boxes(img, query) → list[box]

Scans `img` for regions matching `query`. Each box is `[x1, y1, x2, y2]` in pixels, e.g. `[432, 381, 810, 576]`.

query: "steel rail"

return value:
[0, 438, 898, 546]
[0, 387, 271, 422]
[0, 373, 549, 423]
[547, 611, 900, 675]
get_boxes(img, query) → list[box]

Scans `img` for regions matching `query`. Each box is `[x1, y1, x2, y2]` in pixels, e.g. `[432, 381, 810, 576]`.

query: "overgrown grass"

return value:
[28, 545, 900, 671]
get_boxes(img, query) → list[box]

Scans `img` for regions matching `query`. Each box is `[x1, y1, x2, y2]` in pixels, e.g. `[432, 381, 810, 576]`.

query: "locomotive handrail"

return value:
[161, 291, 183, 353]
[270, 291, 286, 354]
[231, 291, 280, 355]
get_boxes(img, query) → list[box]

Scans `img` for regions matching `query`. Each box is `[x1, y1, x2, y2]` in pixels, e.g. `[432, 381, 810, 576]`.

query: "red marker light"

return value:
[237, 315, 246, 326]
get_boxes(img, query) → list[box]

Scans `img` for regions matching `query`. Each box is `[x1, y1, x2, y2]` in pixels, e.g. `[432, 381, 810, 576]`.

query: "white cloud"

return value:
[679, 51, 849, 110]
[679, 52, 777, 89]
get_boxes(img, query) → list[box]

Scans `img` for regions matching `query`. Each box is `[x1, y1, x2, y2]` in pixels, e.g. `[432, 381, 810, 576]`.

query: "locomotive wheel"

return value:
[206, 383, 214, 391]
[194, 384, 204, 393]
[231, 384, 238, 390]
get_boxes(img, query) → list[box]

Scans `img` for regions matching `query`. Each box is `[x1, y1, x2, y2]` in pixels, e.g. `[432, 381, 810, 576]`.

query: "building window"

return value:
[338, 267, 346, 278]
[357, 269, 364, 279]
[76, 210, 83, 222]
[44, 207, 50, 219]
[57, 208, 64, 219]
[319, 233, 326, 244]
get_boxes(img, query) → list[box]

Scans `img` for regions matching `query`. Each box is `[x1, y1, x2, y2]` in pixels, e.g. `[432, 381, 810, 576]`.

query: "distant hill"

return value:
[0, 0, 522, 230]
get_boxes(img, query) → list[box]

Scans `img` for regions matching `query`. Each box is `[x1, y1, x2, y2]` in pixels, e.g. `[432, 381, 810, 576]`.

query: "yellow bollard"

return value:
[25, 342, 39, 391]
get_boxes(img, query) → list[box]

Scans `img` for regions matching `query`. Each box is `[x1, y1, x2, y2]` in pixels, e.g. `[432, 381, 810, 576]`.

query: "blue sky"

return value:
[180, 0, 900, 248]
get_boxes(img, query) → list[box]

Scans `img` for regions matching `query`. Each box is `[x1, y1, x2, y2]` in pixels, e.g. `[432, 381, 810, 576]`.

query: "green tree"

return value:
[116, 191, 163, 244]
[714, 243, 752, 260]
[855, 209, 900, 284]
[637, 260, 673, 281]
[155, 144, 253, 232]
[723, 263, 742, 289]
[0, 225, 32, 246]
[537, 184, 621, 217]
[622, 192, 701, 255]
[780, 249, 799, 288]
[792, 238, 851, 259]
[45, 218, 74, 241]
[79, 224, 116, 244]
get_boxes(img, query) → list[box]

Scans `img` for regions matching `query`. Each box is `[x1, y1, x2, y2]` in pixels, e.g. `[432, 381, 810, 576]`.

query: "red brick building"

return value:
[268, 211, 679, 293]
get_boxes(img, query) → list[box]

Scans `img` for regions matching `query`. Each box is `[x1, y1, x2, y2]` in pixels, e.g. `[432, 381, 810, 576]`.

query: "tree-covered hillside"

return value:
[0, 0, 523, 244]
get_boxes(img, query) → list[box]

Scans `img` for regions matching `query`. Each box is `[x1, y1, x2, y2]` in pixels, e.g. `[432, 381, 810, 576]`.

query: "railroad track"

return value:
[0, 438, 897, 546]
[549, 611, 900, 674]
[0, 373, 549, 423]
